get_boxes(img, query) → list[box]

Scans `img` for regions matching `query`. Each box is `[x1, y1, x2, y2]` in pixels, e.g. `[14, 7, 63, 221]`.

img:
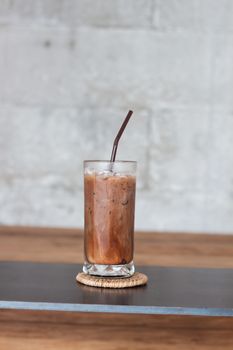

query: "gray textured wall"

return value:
[0, 0, 233, 233]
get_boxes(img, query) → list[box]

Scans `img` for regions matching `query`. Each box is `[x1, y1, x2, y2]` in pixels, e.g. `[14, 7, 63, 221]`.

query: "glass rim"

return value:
[84, 160, 137, 164]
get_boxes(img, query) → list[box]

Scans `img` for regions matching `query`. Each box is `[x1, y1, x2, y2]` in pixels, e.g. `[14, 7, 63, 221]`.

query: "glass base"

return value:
[83, 261, 135, 277]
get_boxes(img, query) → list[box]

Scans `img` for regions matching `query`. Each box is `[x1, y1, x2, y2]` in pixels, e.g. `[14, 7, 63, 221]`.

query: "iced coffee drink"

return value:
[83, 161, 136, 277]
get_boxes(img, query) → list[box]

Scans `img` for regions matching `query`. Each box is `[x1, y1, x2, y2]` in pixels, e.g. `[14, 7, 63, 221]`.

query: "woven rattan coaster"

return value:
[76, 272, 148, 289]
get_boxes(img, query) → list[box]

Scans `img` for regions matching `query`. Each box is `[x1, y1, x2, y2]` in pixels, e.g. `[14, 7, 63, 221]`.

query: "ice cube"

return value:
[85, 168, 95, 175]
[113, 172, 129, 178]
[97, 170, 113, 178]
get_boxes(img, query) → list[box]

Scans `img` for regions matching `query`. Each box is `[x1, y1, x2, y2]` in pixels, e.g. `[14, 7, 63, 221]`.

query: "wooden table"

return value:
[1, 226, 233, 349]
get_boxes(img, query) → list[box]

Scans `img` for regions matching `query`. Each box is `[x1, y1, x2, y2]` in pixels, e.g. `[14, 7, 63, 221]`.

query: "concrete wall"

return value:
[0, 0, 233, 233]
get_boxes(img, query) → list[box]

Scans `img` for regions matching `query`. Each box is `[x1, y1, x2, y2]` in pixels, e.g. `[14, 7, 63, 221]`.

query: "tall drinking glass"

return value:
[83, 160, 137, 277]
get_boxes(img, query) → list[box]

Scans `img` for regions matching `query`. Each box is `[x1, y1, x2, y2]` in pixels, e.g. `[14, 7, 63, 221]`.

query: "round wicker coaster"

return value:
[76, 272, 148, 289]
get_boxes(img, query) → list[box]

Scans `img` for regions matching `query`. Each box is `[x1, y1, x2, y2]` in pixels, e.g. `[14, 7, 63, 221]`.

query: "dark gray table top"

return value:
[0, 262, 233, 316]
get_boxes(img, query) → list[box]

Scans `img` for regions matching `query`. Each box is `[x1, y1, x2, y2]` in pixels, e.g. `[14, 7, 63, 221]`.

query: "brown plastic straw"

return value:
[110, 110, 133, 162]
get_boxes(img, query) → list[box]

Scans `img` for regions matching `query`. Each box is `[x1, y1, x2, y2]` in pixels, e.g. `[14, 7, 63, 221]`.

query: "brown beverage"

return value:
[84, 172, 136, 266]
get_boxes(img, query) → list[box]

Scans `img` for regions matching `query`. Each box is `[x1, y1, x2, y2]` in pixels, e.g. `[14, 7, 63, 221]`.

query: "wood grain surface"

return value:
[1, 225, 233, 349]
[1, 225, 233, 268]
[1, 310, 233, 350]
